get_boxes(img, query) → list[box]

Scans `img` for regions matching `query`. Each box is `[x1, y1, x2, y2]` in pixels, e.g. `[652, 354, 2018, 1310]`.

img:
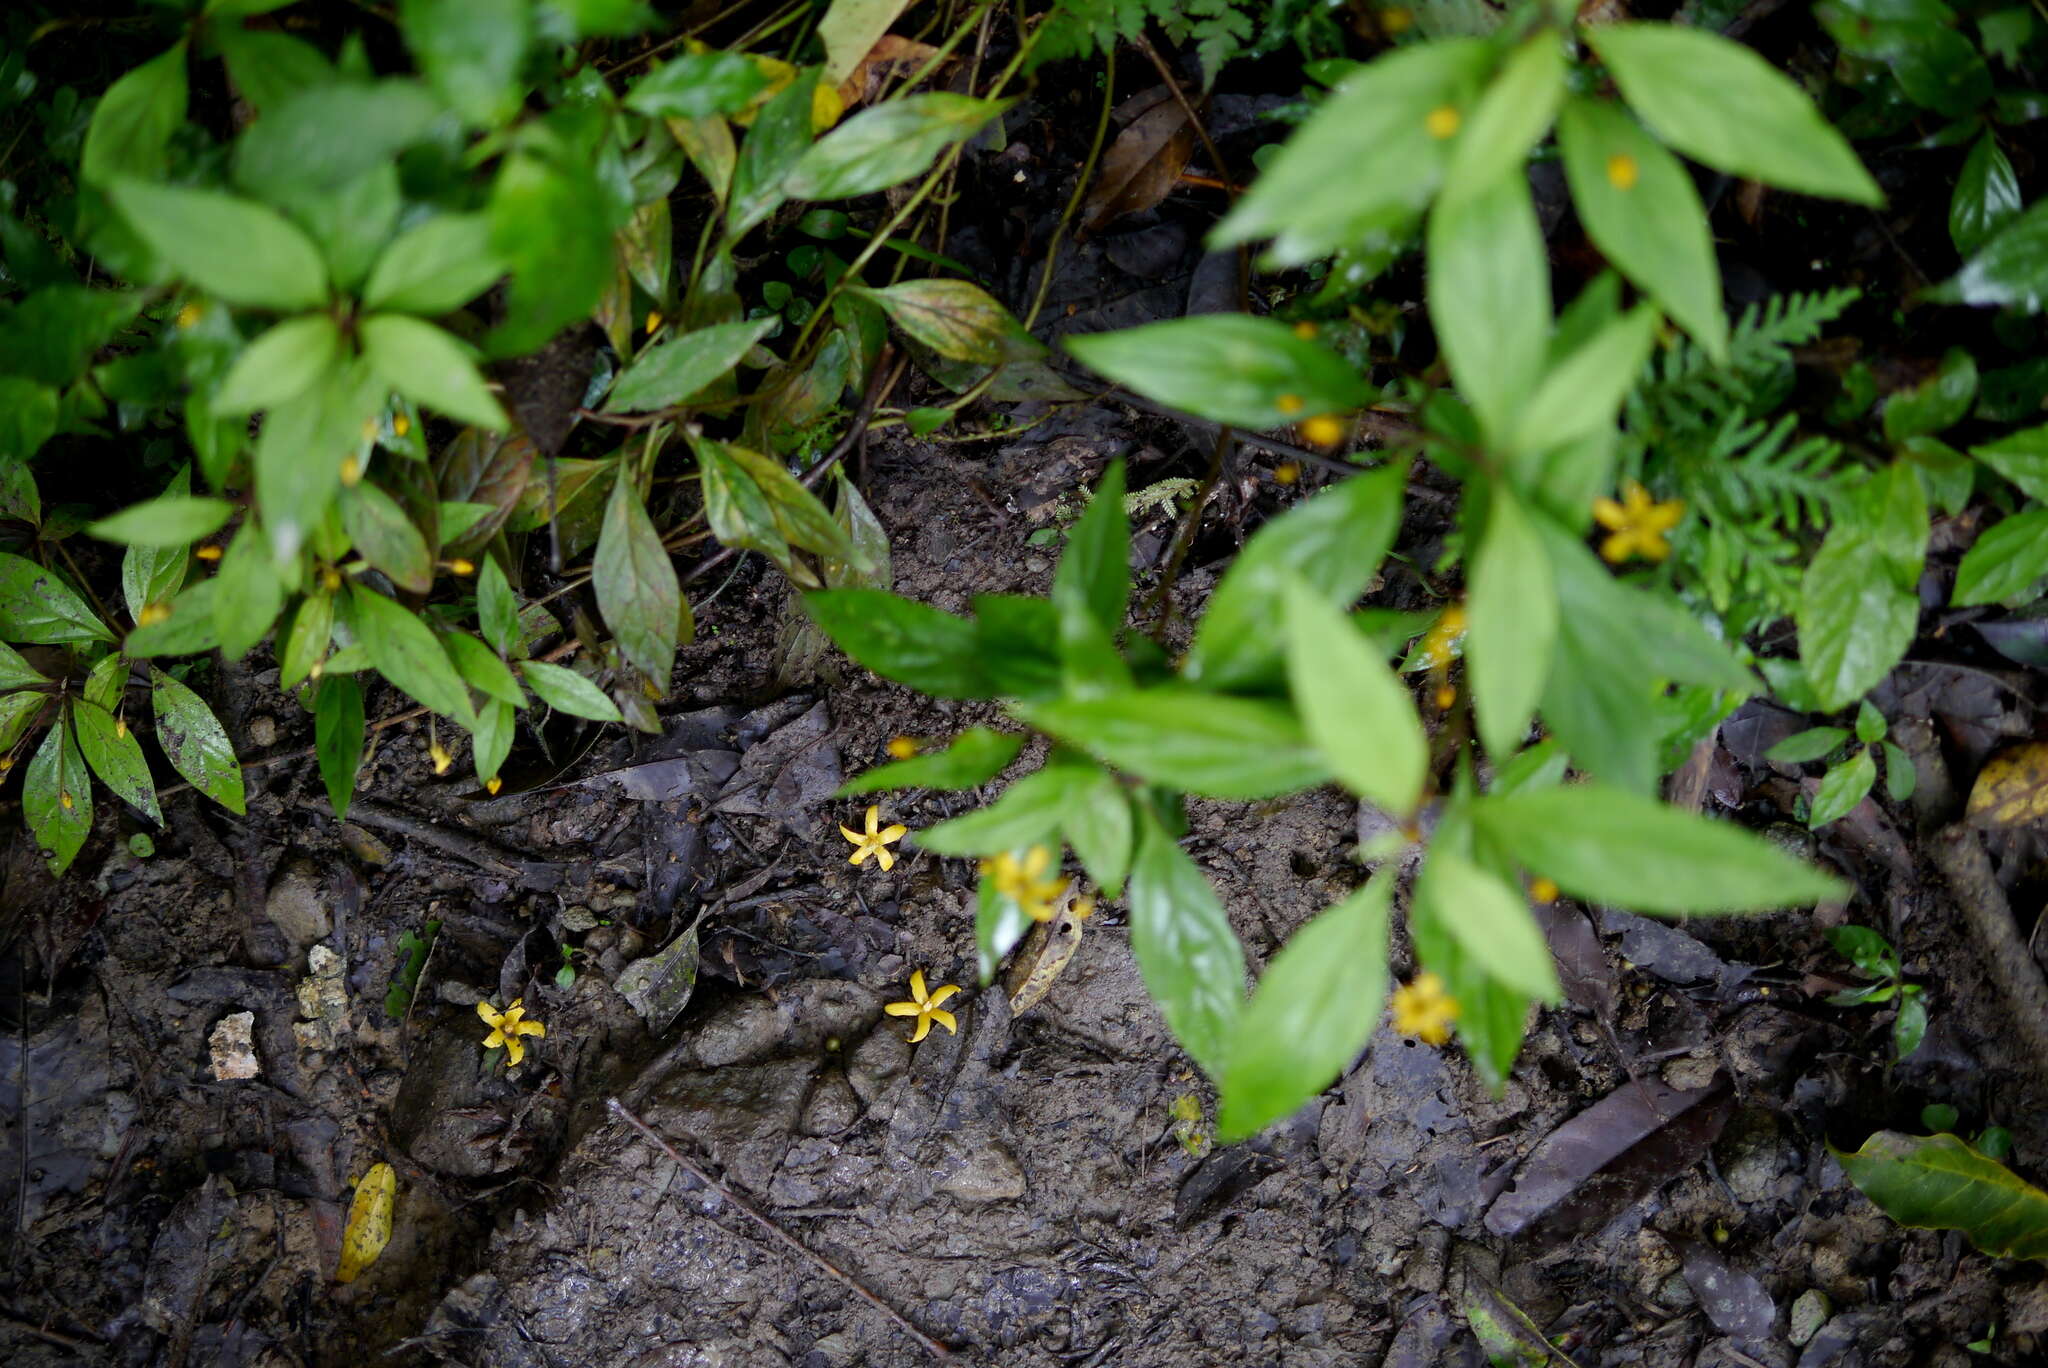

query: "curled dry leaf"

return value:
[1485, 1074, 1734, 1240]
[1082, 86, 1196, 234]
[837, 34, 944, 110]
[335, 1162, 395, 1283]
[1965, 739, 2048, 828]
[1002, 881, 1086, 1015]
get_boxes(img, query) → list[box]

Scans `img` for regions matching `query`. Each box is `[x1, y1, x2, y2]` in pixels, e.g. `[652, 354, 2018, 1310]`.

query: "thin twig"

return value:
[606, 1098, 957, 1362]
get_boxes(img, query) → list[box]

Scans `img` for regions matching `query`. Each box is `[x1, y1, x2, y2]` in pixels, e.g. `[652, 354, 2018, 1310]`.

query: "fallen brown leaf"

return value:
[1081, 86, 1195, 234]
[837, 34, 944, 110]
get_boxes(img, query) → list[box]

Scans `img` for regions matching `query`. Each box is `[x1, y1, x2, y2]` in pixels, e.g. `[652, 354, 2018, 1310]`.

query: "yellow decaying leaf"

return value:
[335, 1162, 395, 1283]
[1966, 742, 2048, 829]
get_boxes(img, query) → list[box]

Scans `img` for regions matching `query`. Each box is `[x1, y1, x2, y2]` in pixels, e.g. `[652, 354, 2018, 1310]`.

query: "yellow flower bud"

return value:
[429, 739, 452, 775]
[115, 717, 128, 740]
[195, 543, 223, 563]
[393, 414, 411, 437]
[321, 568, 343, 592]
[486, 776, 503, 795]
[1382, 6, 1413, 34]
[1434, 683, 1456, 711]
[1300, 414, 1346, 448]
[137, 601, 172, 627]
[60, 789, 73, 810]
[1606, 154, 1639, 191]
[645, 310, 664, 334]
[1275, 393, 1306, 415]
[1426, 105, 1461, 140]
[1291, 320, 1318, 340]
[1274, 461, 1300, 485]
[176, 301, 204, 329]
[886, 736, 920, 760]
[340, 455, 363, 486]
[448, 559, 475, 577]
[1530, 877, 1559, 904]
[310, 659, 325, 680]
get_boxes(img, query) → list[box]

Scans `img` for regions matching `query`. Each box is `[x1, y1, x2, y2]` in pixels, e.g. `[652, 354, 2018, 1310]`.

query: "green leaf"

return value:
[349, 583, 475, 723]
[1951, 133, 2023, 257]
[1515, 304, 1660, 457]
[280, 590, 334, 689]
[83, 654, 123, 713]
[399, 0, 531, 126]
[1186, 464, 1406, 690]
[0, 552, 114, 645]
[1953, 508, 2048, 605]
[255, 358, 383, 563]
[595, 469, 685, 682]
[720, 443, 867, 567]
[1884, 740, 1917, 801]
[1801, 464, 1927, 708]
[1063, 768, 1134, 897]
[471, 697, 514, 784]
[445, 632, 527, 707]
[1441, 35, 1565, 204]
[477, 556, 521, 658]
[837, 728, 1022, 798]
[342, 482, 435, 596]
[804, 589, 990, 698]
[213, 521, 286, 661]
[974, 859, 1039, 985]
[1467, 490, 1557, 761]
[314, 674, 365, 819]
[606, 316, 779, 412]
[1884, 348, 1978, 442]
[1427, 169, 1550, 441]
[727, 68, 819, 238]
[626, 51, 769, 119]
[1928, 197, 2048, 313]
[1810, 748, 1878, 828]
[81, 41, 188, 185]
[1817, 0, 1991, 118]
[23, 708, 91, 876]
[0, 376, 58, 462]
[974, 593, 1063, 699]
[1128, 804, 1246, 1077]
[359, 314, 509, 430]
[361, 213, 507, 315]
[151, 668, 246, 814]
[213, 314, 343, 415]
[914, 762, 1091, 855]
[89, 494, 235, 548]
[1066, 314, 1371, 429]
[232, 79, 443, 198]
[1473, 783, 1847, 913]
[1054, 458, 1130, 641]
[73, 699, 162, 825]
[1416, 846, 1561, 1001]
[1856, 699, 1887, 744]
[855, 279, 1031, 367]
[0, 691, 45, 754]
[124, 580, 223, 657]
[1585, 24, 1882, 205]
[1894, 989, 1928, 1058]
[1834, 1131, 2048, 1262]
[520, 659, 623, 722]
[1219, 875, 1393, 1140]
[215, 25, 332, 117]
[1558, 98, 1726, 361]
[0, 640, 48, 690]
[695, 440, 792, 564]
[107, 179, 328, 311]
[1017, 690, 1330, 799]
[1767, 726, 1850, 764]
[819, 0, 914, 84]
[1970, 422, 2048, 502]
[488, 150, 613, 354]
[1284, 579, 1426, 817]
[786, 94, 1005, 201]
[1210, 38, 1493, 266]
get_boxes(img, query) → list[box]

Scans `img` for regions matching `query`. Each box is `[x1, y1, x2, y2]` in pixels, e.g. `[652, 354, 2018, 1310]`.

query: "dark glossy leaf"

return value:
[721, 443, 865, 566]
[1951, 132, 2023, 256]
[1219, 875, 1391, 1139]
[1019, 690, 1330, 799]
[856, 279, 1029, 367]
[1884, 347, 1977, 441]
[23, 707, 91, 875]
[477, 555, 521, 658]
[1127, 804, 1245, 1077]
[626, 51, 768, 119]
[1928, 196, 2048, 313]
[0, 552, 114, 645]
[727, 69, 819, 237]
[1810, 748, 1878, 827]
[594, 470, 685, 682]
[1970, 421, 2048, 502]
[0, 640, 48, 690]
[314, 674, 365, 819]
[72, 698, 162, 825]
[837, 726, 1023, 796]
[609, 317, 777, 414]
[151, 668, 246, 814]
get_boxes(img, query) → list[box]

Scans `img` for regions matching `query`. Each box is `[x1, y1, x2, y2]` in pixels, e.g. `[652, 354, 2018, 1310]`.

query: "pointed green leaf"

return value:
[1127, 805, 1246, 1077]
[213, 521, 286, 661]
[626, 51, 769, 119]
[89, 494, 236, 548]
[0, 640, 49, 690]
[1834, 1131, 2048, 1262]
[73, 699, 162, 825]
[0, 552, 115, 645]
[1054, 458, 1130, 641]
[342, 481, 435, 595]
[1417, 846, 1561, 1001]
[913, 761, 1094, 856]
[856, 278, 1030, 367]
[803, 589, 989, 698]
[213, 314, 343, 415]
[23, 707, 91, 875]
[1065, 314, 1372, 430]
[477, 555, 521, 658]
[108, 179, 328, 310]
[151, 668, 246, 814]
[1950, 133, 2023, 257]
[362, 212, 507, 315]
[399, 0, 531, 126]
[520, 659, 624, 722]
[1513, 303, 1661, 455]
[1017, 690, 1329, 799]
[446, 632, 527, 708]
[786, 93, 1006, 201]
[595, 471, 686, 682]
[314, 674, 365, 818]
[836, 726, 1023, 797]
[82, 41, 188, 185]
[1219, 874, 1393, 1139]
[1427, 169, 1549, 441]
[360, 314, 508, 430]
[1953, 508, 2048, 606]
[1468, 490, 1557, 761]
[1441, 35, 1565, 204]
[1284, 579, 1426, 816]
[349, 583, 475, 723]
[280, 590, 334, 689]
[1063, 768, 1134, 898]
[606, 317, 779, 412]
[1810, 748, 1877, 828]
[255, 357, 383, 563]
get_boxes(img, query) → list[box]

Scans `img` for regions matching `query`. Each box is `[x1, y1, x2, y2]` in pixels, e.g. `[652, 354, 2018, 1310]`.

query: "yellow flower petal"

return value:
[863, 804, 882, 837]
[908, 1015, 932, 1044]
[484, 1028, 507, 1050]
[872, 847, 893, 872]
[1592, 497, 1628, 530]
[848, 848, 871, 866]
[927, 1009, 957, 1036]
[505, 1037, 525, 1066]
[878, 823, 908, 844]
[925, 983, 961, 1008]
[885, 1001, 922, 1017]
[839, 824, 863, 844]
[477, 1001, 505, 1027]
[515, 1018, 545, 1038]
[909, 970, 928, 1002]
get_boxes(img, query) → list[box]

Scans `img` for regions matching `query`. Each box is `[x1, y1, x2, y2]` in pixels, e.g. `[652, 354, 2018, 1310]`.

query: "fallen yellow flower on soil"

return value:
[885, 969, 961, 1043]
[1592, 481, 1683, 564]
[335, 1162, 395, 1283]
[840, 803, 907, 870]
[1391, 971, 1459, 1046]
[478, 997, 546, 1066]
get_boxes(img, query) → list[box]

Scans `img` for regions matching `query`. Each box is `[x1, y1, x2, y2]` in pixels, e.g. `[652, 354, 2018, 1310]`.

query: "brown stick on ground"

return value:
[605, 1098, 957, 1363]
[1931, 824, 2048, 1080]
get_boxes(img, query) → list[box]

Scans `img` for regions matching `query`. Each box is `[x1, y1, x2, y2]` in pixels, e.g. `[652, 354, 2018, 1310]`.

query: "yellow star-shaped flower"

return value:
[840, 804, 908, 871]
[1592, 481, 1684, 564]
[1390, 972, 1459, 1046]
[979, 845, 1069, 921]
[477, 997, 546, 1066]
[884, 970, 961, 1043]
